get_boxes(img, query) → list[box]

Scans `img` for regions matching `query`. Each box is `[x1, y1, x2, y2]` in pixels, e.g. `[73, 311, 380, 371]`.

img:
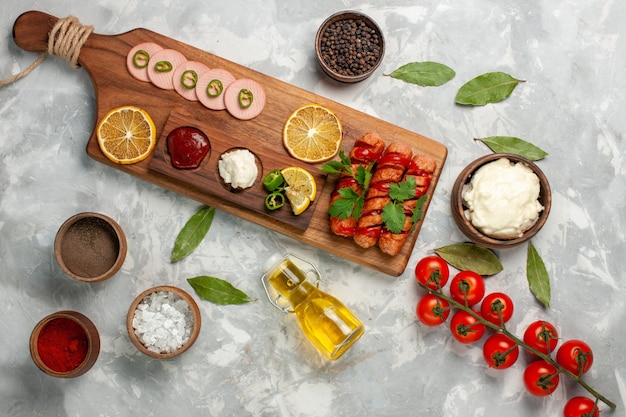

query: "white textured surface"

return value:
[1, 1, 625, 416]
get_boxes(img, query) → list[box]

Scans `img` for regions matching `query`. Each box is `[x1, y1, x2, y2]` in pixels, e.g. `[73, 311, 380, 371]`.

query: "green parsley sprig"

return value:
[321, 151, 374, 220]
[382, 177, 427, 233]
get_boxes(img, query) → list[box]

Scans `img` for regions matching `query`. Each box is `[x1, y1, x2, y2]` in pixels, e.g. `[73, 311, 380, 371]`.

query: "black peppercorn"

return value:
[319, 17, 382, 78]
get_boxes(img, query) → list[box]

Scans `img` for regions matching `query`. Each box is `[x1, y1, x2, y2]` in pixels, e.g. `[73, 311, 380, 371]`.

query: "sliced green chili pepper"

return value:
[263, 169, 285, 192]
[155, 61, 173, 72]
[238, 88, 253, 109]
[265, 192, 285, 211]
[132, 49, 150, 69]
[206, 79, 224, 98]
[181, 69, 198, 89]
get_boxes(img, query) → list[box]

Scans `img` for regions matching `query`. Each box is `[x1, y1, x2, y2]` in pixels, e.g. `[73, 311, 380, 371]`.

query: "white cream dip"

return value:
[462, 157, 544, 239]
[218, 149, 258, 189]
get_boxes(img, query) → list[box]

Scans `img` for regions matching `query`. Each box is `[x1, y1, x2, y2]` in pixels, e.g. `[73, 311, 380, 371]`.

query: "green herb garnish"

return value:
[187, 276, 255, 305]
[321, 150, 374, 220]
[455, 72, 524, 106]
[381, 176, 420, 233]
[171, 206, 215, 262]
[385, 61, 456, 87]
[434, 243, 504, 276]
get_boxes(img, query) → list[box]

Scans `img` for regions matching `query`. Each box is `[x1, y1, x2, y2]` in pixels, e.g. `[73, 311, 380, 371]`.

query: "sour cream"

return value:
[218, 149, 258, 189]
[462, 158, 544, 239]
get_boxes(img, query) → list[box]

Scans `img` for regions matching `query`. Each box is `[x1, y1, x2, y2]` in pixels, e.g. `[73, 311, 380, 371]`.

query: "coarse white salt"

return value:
[132, 290, 194, 354]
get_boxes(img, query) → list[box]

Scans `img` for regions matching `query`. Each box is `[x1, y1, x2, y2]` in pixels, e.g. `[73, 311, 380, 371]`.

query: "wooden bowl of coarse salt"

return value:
[127, 286, 201, 359]
[451, 153, 551, 250]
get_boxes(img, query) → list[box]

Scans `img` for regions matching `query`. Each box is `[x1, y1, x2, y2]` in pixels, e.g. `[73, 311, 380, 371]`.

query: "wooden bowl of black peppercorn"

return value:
[315, 11, 385, 83]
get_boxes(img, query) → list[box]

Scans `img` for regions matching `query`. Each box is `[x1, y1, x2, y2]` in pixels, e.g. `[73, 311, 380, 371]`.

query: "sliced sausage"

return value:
[147, 49, 187, 90]
[126, 42, 163, 82]
[196, 68, 236, 110]
[224, 79, 266, 120]
[172, 61, 210, 101]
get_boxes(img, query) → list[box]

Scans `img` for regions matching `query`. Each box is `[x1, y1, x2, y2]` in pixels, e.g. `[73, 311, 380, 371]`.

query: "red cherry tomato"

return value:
[523, 360, 560, 396]
[416, 294, 450, 326]
[563, 396, 600, 417]
[480, 292, 514, 325]
[450, 309, 485, 344]
[414, 256, 449, 290]
[449, 271, 485, 306]
[523, 320, 559, 356]
[556, 340, 594, 376]
[482, 333, 519, 369]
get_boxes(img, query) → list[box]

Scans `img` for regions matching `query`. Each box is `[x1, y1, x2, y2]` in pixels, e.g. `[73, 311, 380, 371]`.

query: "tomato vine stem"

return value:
[419, 282, 617, 411]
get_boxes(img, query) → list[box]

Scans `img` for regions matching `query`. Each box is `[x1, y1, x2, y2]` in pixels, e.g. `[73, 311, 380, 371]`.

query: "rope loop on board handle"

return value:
[0, 15, 93, 87]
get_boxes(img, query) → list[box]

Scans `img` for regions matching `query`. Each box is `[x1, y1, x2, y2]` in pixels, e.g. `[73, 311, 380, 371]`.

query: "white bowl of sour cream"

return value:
[451, 153, 551, 249]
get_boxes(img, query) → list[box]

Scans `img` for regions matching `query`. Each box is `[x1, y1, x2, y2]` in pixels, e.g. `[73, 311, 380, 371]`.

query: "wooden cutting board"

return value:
[13, 11, 448, 276]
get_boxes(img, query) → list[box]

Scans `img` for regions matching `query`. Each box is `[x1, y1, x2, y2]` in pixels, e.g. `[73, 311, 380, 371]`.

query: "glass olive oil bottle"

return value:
[263, 254, 364, 360]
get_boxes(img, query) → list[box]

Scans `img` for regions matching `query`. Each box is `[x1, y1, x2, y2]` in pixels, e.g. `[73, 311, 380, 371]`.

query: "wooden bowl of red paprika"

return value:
[54, 212, 127, 282]
[29, 311, 100, 378]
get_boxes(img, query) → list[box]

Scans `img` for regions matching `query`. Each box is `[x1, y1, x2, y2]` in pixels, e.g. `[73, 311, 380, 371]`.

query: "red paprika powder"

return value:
[36, 317, 88, 372]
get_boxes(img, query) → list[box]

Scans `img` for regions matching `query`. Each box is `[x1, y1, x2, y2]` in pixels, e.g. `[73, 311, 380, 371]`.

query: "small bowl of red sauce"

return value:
[29, 310, 100, 378]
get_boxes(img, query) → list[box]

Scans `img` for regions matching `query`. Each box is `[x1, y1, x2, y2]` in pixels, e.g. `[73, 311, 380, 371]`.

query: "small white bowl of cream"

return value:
[217, 148, 259, 190]
[451, 153, 551, 249]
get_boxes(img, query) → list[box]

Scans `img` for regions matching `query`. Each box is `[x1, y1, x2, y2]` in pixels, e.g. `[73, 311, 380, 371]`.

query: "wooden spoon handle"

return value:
[12, 10, 60, 52]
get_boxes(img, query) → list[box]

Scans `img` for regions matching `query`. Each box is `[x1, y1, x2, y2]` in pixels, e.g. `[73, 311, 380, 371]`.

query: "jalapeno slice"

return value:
[155, 61, 173, 73]
[132, 49, 150, 69]
[265, 192, 285, 211]
[206, 79, 224, 98]
[181, 69, 199, 89]
[238, 88, 253, 109]
[263, 169, 285, 192]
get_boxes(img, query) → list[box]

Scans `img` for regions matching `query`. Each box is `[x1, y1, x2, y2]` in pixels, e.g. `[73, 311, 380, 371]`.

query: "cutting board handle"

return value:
[13, 11, 60, 52]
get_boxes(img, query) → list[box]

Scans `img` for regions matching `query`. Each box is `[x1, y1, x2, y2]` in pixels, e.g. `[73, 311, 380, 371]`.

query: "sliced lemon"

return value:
[281, 166, 317, 215]
[282, 103, 342, 163]
[96, 105, 156, 164]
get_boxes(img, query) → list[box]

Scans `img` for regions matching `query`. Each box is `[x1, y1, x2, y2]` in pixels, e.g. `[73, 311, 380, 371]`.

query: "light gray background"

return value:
[1, 1, 624, 416]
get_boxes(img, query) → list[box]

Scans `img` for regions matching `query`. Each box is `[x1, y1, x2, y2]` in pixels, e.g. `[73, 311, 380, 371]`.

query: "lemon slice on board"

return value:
[282, 104, 342, 163]
[97, 105, 156, 164]
[281, 166, 317, 215]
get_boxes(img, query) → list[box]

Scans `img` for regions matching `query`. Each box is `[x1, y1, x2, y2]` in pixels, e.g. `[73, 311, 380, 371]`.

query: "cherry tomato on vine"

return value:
[557, 340, 594, 376]
[449, 271, 485, 306]
[482, 333, 519, 369]
[480, 292, 514, 325]
[415, 256, 449, 290]
[563, 396, 600, 417]
[523, 360, 560, 396]
[416, 294, 450, 326]
[523, 320, 559, 356]
[450, 309, 485, 344]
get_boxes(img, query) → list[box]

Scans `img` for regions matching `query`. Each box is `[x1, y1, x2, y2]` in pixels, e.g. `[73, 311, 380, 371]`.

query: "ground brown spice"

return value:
[60, 217, 120, 278]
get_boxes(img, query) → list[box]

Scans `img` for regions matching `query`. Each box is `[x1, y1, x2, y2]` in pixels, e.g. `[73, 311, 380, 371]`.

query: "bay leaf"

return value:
[386, 61, 456, 87]
[455, 72, 524, 105]
[526, 241, 551, 307]
[476, 136, 549, 161]
[435, 243, 503, 275]
[171, 206, 216, 262]
[187, 276, 255, 305]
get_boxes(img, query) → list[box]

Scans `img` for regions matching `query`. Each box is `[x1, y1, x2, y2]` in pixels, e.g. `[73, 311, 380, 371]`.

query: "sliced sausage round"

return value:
[196, 68, 236, 110]
[172, 61, 211, 101]
[224, 79, 266, 120]
[147, 49, 187, 90]
[126, 42, 163, 82]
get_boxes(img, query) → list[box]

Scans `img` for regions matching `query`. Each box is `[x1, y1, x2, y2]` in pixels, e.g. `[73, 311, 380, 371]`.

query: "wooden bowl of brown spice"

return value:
[315, 11, 385, 83]
[54, 212, 127, 282]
